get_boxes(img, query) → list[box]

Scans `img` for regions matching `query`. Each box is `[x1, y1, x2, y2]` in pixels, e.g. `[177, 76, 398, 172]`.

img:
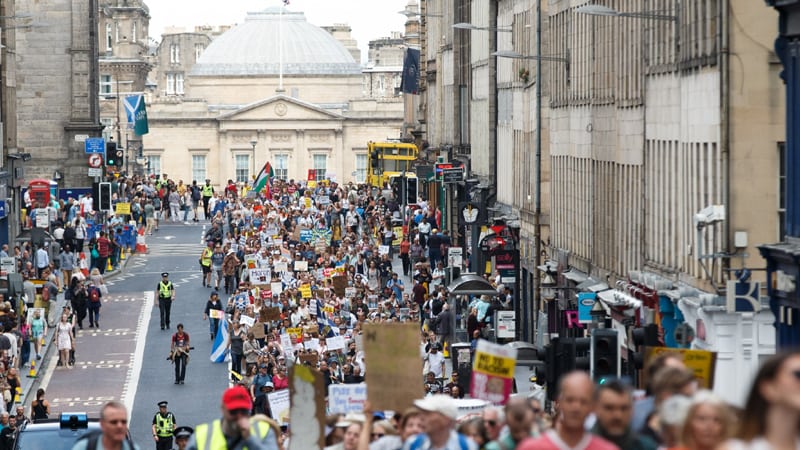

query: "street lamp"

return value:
[452, 22, 512, 32]
[398, 9, 442, 18]
[575, 4, 677, 21]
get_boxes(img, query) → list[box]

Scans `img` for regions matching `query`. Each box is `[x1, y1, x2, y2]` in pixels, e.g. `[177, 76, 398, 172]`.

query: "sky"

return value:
[146, 0, 411, 64]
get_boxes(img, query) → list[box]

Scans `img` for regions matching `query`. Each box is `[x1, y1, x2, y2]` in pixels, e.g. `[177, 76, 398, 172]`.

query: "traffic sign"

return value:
[442, 167, 464, 183]
[85, 137, 105, 154]
[88, 153, 103, 168]
[88, 168, 103, 177]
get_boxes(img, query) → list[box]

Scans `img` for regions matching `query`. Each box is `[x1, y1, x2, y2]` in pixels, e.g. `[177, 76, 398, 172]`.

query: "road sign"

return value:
[74, 134, 89, 142]
[85, 137, 105, 154]
[0, 200, 6, 219]
[88, 168, 103, 177]
[88, 153, 103, 168]
[442, 167, 464, 183]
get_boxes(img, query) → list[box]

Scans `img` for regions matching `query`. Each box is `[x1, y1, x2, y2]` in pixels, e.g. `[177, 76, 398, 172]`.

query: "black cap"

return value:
[158, 401, 168, 408]
[161, 272, 169, 277]
[174, 426, 193, 439]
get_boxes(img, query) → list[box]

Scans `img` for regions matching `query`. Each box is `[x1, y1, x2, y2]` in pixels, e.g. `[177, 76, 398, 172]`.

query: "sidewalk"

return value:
[17, 255, 133, 408]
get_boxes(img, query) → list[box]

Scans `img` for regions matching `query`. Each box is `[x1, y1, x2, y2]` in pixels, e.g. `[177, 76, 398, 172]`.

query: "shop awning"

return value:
[448, 274, 499, 296]
[563, 269, 589, 283]
[597, 289, 643, 309]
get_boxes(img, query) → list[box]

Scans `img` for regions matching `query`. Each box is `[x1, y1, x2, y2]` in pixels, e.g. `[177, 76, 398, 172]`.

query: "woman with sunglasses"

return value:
[720, 349, 800, 450]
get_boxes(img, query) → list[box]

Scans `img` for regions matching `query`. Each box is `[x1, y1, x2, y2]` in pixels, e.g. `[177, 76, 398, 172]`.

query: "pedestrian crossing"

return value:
[144, 242, 203, 257]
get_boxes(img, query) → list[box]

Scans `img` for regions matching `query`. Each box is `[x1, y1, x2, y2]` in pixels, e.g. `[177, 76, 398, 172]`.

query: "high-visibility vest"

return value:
[194, 419, 270, 450]
[201, 248, 213, 267]
[202, 185, 214, 196]
[159, 281, 172, 298]
[154, 413, 175, 437]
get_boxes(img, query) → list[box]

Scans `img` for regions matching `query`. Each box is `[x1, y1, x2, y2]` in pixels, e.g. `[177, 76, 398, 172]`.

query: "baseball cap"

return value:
[222, 386, 252, 411]
[413, 394, 459, 420]
[335, 413, 366, 427]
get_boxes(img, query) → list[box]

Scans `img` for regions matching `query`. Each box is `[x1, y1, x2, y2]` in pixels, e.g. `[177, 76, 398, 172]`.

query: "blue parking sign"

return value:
[85, 137, 105, 154]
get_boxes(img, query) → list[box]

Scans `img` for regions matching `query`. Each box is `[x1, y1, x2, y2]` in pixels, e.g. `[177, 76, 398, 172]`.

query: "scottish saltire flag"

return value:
[210, 319, 230, 363]
[316, 299, 339, 338]
[122, 94, 149, 135]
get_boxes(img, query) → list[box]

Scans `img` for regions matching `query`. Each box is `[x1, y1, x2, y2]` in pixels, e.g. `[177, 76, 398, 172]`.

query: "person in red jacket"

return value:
[96, 231, 111, 274]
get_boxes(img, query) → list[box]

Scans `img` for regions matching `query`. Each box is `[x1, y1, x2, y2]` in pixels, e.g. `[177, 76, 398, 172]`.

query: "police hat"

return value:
[158, 401, 168, 408]
[174, 426, 193, 439]
[161, 272, 169, 277]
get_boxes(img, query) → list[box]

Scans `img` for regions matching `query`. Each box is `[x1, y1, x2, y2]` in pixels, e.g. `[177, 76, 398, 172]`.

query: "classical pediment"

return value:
[217, 94, 343, 122]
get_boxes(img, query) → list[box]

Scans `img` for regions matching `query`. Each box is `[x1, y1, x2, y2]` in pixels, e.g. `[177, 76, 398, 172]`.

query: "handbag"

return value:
[99, 284, 108, 295]
[91, 248, 99, 259]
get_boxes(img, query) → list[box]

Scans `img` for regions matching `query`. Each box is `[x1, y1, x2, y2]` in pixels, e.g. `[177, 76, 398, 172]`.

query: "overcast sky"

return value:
[146, 0, 411, 63]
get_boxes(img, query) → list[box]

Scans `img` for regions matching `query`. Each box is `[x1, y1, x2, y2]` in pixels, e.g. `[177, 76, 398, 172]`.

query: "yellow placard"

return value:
[307, 181, 317, 189]
[392, 226, 404, 247]
[299, 284, 312, 299]
[115, 202, 131, 215]
[645, 347, 717, 389]
[473, 352, 516, 378]
[287, 327, 303, 340]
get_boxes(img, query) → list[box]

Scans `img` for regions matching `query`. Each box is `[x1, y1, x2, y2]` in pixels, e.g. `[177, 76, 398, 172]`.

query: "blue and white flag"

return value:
[316, 299, 339, 338]
[122, 94, 149, 135]
[210, 319, 230, 363]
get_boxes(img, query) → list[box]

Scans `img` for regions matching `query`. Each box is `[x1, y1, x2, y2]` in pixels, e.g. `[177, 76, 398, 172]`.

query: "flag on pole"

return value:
[253, 161, 274, 198]
[122, 94, 149, 135]
[316, 299, 338, 338]
[210, 319, 230, 363]
[400, 48, 420, 95]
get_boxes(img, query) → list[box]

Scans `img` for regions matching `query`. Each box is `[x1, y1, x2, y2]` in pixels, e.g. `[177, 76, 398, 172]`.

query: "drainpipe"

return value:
[720, 0, 731, 286]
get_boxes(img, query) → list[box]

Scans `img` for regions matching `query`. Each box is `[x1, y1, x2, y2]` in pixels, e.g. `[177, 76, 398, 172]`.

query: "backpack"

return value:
[89, 287, 101, 303]
[191, 186, 201, 201]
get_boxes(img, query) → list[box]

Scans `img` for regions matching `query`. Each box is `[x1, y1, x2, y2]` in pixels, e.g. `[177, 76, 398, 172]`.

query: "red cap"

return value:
[222, 386, 252, 411]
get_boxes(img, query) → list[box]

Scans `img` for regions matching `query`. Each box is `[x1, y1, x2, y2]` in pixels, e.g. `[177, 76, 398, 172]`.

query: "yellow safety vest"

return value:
[194, 419, 270, 450]
[154, 413, 175, 437]
[159, 281, 172, 298]
[201, 248, 213, 267]
[202, 185, 214, 196]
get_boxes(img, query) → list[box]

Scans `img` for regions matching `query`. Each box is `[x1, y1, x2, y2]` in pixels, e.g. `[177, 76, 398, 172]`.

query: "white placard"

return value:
[239, 315, 255, 327]
[0, 257, 15, 274]
[294, 260, 308, 271]
[327, 335, 346, 351]
[249, 268, 271, 284]
[328, 384, 367, 414]
[304, 338, 319, 352]
[274, 262, 288, 273]
[448, 247, 463, 268]
[280, 333, 292, 351]
[345, 287, 356, 298]
[268, 389, 291, 425]
[378, 245, 390, 256]
[271, 282, 283, 295]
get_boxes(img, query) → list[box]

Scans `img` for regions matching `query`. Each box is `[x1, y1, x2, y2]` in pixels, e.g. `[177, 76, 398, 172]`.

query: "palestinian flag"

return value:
[253, 161, 274, 198]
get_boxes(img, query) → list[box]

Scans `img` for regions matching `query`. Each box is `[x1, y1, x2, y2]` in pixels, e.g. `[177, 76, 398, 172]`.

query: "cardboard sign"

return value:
[645, 347, 717, 389]
[274, 262, 288, 273]
[299, 352, 319, 367]
[363, 323, 423, 412]
[271, 282, 283, 295]
[471, 339, 517, 405]
[328, 384, 367, 414]
[304, 338, 320, 352]
[295, 260, 308, 272]
[252, 323, 266, 339]
[268, 389, 291, 425]
[209, 309, 224, 319]
[327, 335, 346, 351]
[299, 284, 312, 299]
[289, 365, 326, 450]
[262, 307, 281, 322]
[332, 276, 347, 297]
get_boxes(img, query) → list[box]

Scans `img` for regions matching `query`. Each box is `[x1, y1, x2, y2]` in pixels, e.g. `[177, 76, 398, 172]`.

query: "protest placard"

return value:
[249, 268, 271, 285]
[330, 276, 346, 297]
[239, 315, 255, 327]
[271, 282, 283, 295]
[354, 334, 363, 353]
[328, 384, 367, 414]
[288, 365, 326, 450]
[327, 335, 346, 351]
[268, 389, 291, 425]
[299, 284, 312, 299]
[345, 287, 357, 298]
[287, 327, 303, 341]
[245, 255, 258, 270]
[26, 308, 46, 325]
[262, 307, 281, 322]
[378, 245, 390, 256]
[298, 353, 319, 367]
[209, 309, 225, 319]
[274, 262, 288, 273]
[252, 323, 266, 339]
[295, 260, 308, 271]
[363, 323, 423, 412]
[304, 338, 320, 352]
[470, 339, 517, 405]
[280, 333, 292, 350]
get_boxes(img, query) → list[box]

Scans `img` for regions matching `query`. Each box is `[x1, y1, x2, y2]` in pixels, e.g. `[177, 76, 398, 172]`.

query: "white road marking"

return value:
[121, 290, 153, 413]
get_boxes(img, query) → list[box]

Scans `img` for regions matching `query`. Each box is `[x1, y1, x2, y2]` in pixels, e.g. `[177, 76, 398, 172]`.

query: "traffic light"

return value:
[105, 141, 118, 167]
[540, 337, 590, 401]
[114, 148, 124, 167]
[406, 177, 418, 204]
[631, 324, 660, 371]
[591, 328, 620, 384]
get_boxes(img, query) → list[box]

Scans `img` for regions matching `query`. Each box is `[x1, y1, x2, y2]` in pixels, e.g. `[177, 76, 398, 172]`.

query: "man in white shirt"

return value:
[80, 193, 94, 214]
[35, 246, 49, 278]
[426, 343, 446, 378]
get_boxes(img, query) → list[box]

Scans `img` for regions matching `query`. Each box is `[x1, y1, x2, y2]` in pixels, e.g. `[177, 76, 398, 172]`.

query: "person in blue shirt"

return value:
[387, 272, 404, 299]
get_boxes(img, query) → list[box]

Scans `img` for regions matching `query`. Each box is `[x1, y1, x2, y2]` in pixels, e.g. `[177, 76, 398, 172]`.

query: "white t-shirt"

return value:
[427, 351, 445, 378]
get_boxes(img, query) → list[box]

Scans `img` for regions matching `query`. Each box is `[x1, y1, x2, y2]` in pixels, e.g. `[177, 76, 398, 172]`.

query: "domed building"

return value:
[142, 8, 404, 185]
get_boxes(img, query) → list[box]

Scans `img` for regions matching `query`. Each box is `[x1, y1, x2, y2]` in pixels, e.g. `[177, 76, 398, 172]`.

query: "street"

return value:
[37, 223, 230, 444]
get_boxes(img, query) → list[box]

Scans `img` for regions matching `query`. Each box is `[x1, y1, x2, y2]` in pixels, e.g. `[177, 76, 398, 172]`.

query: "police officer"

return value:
[201, 179, 214, 220]
[157, 272, 175, 330]
[173, 426, 193, 450]
[199, 243, 213, 288]
[152, 401, 176, 450]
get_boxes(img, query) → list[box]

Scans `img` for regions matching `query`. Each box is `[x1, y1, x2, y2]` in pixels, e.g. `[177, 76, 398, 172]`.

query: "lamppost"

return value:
[6, 152, 31, 250]
[250, 139, 257, 182]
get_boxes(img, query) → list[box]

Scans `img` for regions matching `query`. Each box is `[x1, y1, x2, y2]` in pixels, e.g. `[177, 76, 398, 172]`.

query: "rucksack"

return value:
[89, 287, 101, 303]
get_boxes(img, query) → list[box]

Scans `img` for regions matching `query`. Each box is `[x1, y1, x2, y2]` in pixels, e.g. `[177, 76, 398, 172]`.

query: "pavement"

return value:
[17, 252, 134, 410]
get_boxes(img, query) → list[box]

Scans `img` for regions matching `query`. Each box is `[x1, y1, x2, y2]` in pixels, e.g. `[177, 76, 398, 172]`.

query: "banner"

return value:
[400, 48, 420, 95]
[210, 319, 230, 363]
[122, 94, 149, 135]
[249, 268, 271, 285]
[471, 339, 517, 404]
[268, 389, 291, 425]
[328, 384, 367, 414]
[363, 323, 423, 412]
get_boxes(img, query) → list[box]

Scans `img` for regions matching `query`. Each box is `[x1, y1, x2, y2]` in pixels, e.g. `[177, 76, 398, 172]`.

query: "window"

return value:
[170, 44, 180, 64]
[312, 154, 327, 180]
[192, 155, 206, 182]
[132, 22, 137, 42]
[100, 118, 114, 141]
[166, 73, 184, 95]
[779, 142, 786, 239]
[100, 74, 113, 95]
[274, 154, 288, 181]
[195, 44, 205, 61]
[146, 155, 161, 177]
[235, 155, 250, 183]
[355, 154, 367, 183]
[106, 23, 113, 49]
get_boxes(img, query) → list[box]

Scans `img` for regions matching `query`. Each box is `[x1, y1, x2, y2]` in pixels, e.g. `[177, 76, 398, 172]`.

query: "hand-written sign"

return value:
[328, 384, 367, 414]
[363, 323, 423, 412]
[471, 339, 517, 405]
